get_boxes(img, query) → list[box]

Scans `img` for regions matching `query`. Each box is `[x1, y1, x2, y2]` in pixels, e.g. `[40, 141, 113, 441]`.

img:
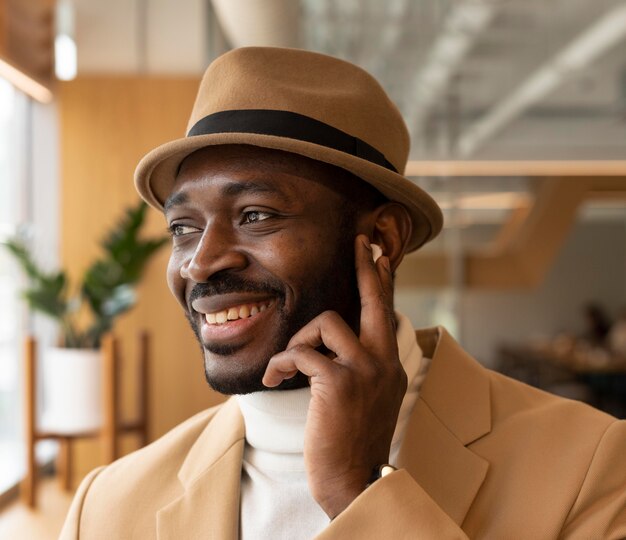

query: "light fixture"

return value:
[55, 0, 77, 81]
[0, 58, 53, 103]
[55, 34, 77, 81]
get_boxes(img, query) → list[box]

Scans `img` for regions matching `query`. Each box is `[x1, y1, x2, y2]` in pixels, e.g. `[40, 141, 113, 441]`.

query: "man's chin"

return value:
[202, 340, 248, 357]
[203, 353, 309, 395]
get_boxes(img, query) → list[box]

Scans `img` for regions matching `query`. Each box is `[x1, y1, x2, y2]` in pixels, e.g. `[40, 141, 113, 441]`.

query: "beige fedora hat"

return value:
[135, 47, 443, 251]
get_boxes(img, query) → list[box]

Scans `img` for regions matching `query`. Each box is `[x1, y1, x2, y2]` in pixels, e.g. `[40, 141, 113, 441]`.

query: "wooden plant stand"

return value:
[21, 332, 150, 508]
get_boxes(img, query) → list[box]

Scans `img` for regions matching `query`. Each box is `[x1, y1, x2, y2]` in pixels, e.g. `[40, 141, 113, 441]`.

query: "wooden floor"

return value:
[0, 478, 73, 540]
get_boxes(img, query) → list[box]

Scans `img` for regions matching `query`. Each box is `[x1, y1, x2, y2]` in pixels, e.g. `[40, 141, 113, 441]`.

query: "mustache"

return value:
[187, 272, 285, 307]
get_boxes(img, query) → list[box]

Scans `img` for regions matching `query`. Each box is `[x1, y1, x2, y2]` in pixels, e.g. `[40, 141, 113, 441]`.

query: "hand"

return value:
[263, 234, 408, 519]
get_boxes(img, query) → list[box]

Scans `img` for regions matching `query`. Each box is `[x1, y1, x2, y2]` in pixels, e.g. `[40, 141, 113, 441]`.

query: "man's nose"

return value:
[180, 222, 247, 282]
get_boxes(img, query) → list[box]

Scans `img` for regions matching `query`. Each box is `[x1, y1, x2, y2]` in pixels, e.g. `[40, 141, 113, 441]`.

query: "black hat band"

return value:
[187, 109, 398, 174]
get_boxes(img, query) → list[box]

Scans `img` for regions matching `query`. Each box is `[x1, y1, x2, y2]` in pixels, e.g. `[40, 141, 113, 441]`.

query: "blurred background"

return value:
[0, 0, 625, 535]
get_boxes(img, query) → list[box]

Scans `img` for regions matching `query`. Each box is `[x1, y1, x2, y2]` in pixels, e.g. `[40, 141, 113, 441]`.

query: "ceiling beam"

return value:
[464, 178, 587, 287]
[397, 178, 625, 289]
[405, 160, 626, 177]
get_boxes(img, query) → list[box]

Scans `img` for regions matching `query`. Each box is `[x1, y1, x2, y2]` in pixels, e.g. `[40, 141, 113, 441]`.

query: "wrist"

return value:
[313, 470, 370, 519]
[315, 463, 398, 519]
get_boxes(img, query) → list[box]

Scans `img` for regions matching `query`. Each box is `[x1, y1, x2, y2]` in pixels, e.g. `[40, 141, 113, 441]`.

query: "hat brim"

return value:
[134, 133, 443, 252]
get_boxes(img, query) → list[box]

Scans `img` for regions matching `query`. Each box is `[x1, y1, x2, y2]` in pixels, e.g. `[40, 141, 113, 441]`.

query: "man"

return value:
[60, 47, 626, 539]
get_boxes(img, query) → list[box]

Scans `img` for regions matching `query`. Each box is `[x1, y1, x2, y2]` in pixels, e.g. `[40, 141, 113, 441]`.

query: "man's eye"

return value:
[168, 224, 199, 237]
[242, 211, 273, 224]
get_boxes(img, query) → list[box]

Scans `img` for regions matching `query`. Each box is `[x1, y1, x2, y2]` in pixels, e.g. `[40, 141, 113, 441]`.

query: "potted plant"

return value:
[3, 201, 167, 434]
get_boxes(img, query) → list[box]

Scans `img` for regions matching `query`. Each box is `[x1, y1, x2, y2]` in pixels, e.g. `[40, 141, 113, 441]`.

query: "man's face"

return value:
[164, 145, 366, 394]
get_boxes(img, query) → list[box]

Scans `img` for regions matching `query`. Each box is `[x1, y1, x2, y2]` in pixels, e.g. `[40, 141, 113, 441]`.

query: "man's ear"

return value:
[369, 202, 413, 272]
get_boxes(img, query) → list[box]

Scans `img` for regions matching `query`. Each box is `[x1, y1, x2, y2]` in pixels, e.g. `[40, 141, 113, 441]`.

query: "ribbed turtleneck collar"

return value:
[236, 386, 311, 454]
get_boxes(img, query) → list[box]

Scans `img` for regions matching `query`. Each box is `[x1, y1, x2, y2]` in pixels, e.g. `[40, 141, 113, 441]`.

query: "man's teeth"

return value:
[205, 302, 271, 325]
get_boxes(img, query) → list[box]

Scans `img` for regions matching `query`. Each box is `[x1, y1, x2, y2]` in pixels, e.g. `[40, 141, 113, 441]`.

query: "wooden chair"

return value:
[21, 332, 151, 508]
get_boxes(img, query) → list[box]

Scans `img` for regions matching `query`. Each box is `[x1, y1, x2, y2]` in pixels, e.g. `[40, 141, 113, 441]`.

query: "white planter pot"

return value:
[39, 347, 103, 435]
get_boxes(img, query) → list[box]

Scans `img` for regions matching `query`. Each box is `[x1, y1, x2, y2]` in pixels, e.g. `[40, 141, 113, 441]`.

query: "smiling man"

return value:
[60, 48, 626, 539]
[164, 146, 388, 397]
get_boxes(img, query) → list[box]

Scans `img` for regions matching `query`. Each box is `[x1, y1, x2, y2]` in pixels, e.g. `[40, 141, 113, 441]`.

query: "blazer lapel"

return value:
[397, 327, 491, 527]
[157, 398, 245, 540]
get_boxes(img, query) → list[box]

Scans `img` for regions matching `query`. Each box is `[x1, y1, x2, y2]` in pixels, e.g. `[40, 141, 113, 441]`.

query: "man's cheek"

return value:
[166, 255, 188, 309]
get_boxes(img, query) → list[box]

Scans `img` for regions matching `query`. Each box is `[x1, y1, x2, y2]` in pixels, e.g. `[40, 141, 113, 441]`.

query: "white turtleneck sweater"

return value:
[235, 312, 430, 539]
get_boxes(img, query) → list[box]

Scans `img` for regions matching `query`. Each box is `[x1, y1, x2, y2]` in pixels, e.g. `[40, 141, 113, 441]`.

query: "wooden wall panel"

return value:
[59, 77, 225, 481]
[0, 0, 54, 85]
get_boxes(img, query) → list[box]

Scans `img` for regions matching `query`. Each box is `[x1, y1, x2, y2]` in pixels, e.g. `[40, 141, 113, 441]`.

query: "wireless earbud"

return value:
[371, 243, 383, 262]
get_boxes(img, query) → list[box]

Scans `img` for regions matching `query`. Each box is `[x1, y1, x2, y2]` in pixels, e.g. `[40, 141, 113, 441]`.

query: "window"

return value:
[0, 77, 59, 494]
[0, 77, 29, 493]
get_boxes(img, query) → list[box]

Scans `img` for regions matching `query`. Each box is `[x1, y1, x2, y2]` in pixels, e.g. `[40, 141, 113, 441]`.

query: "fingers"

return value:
[265, 235, 398, 388]
[354, 235, 396, 353]
[285, 310, 362, 363]
[263, 345, 340, 387]
[377, 252, 394, 314]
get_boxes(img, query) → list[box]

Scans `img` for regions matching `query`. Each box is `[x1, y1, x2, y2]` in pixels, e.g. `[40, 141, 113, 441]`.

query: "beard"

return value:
[184, 232, 359, 395]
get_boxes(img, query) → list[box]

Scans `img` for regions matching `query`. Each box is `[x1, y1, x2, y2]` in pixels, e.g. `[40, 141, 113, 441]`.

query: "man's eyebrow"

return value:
[164, 180, 291, 211]
[163, 191, 188, 212]
[221, 180, 290, 202]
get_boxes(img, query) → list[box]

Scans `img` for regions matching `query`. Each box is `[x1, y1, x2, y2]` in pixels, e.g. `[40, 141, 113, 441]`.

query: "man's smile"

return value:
[203, 299, 273, 324]
[191, 292, 280, 346]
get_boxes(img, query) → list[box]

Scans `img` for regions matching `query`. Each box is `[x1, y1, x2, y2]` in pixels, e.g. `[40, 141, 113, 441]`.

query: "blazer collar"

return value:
[157, 398, 245, 540]
[397, 327, 491, 527]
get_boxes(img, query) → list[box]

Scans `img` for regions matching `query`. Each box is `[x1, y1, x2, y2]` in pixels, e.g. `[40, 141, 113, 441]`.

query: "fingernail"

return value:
[371, 244, 383, 262]
[382, 256, 391, 271]
[360, 236, 372, 250]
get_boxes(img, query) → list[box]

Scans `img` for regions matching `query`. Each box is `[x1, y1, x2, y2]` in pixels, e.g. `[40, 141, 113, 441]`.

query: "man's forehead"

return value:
[165, 146, 342, 206]
[164, 175, 294, 212]
[164, 144, 385, 215]
[178, 144, 322, 177]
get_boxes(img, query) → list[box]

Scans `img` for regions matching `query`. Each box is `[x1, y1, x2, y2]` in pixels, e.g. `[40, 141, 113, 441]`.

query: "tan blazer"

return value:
[60, 328, 626, 539]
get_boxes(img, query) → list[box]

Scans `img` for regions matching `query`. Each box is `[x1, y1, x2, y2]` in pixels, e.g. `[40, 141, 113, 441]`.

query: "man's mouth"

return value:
[190, 293, 280, 341]
[204, 300, 273, 325]
[191, 294, 278, 347]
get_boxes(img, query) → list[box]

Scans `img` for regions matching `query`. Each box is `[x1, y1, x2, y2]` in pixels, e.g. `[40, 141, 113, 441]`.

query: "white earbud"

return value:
[371, 243, 383, 262]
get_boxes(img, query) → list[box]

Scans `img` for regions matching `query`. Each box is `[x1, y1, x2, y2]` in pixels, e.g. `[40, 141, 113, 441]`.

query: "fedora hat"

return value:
[135, 47, 443, 251]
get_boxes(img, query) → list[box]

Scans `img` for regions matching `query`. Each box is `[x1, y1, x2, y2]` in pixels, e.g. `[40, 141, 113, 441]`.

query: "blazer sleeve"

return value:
[58, 466, 106, 540]
[316, 421, 626, 539]
[560, 419, 626, 540]
[314, 470, 468, 540]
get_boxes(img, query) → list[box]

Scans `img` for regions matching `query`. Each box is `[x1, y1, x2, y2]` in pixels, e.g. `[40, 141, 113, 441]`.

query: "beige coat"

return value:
[59, 328, 626, 539]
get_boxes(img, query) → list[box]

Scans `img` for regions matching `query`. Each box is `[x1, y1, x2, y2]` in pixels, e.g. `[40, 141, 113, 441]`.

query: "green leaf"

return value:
[81, 200, 167, 330]
[2, 200, 167, 347]
[102, 284, 136, 318]
[2, 238, 70, 324]
[2, 239, 43, 281]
